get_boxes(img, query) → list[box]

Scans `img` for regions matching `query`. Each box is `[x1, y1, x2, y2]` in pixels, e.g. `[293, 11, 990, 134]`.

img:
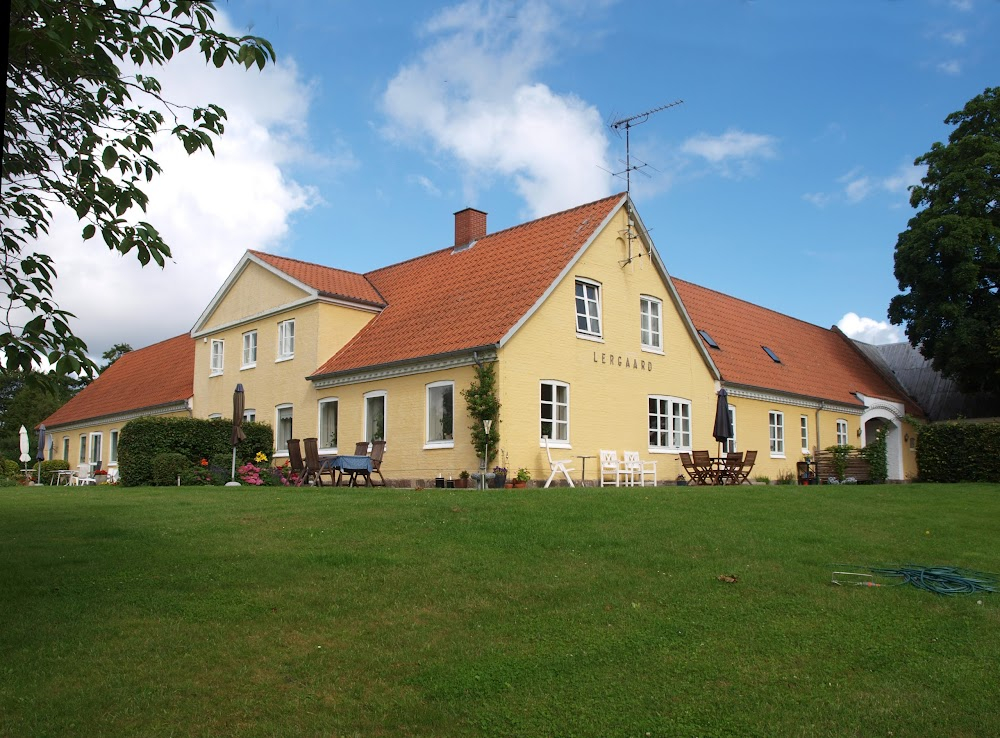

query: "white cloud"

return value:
[680, 129, 778, 177]
[950, 0, 973, 11]
[837, 313, 903, 345]
[381, 0, 612, 217]
[882, 162, 925, 194]
[409, 174, 442, 197]
[942, 30, 967, 45]
[25, 9, 320, 358]
[937, 59, 962, 75]
[802, 192, 832, 208]
[843, 174, 873, 203]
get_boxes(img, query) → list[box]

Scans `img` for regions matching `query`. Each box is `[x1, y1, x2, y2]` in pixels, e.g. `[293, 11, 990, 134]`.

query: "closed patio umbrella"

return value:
[36, 424, 46, 484]
[713, 388, 734, 459]
[227, 384, 246, 486]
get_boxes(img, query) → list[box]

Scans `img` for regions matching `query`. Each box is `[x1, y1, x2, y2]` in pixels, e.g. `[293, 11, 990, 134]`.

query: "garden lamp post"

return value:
[483, 419, 492, 490]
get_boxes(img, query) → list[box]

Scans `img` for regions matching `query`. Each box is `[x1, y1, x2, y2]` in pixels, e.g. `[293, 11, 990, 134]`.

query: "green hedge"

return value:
[117, 416, 273, 487]
[916, 422, 1000, 482]
[38, 459, 70, 485]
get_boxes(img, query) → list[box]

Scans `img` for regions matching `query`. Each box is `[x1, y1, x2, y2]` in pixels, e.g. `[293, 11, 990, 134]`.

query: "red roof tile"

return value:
[673, 279, 916, 410]
[310, 194, 625, 376]
[249, 250, 385, 306]
[42, 334, 194, 427]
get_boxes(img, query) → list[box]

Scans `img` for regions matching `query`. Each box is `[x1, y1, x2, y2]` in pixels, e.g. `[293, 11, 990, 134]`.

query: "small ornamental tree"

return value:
[461, 362, 501, 465]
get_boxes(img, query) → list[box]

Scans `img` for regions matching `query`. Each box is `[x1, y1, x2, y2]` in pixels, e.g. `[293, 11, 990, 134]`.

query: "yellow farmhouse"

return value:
[44, 193, 919, 484]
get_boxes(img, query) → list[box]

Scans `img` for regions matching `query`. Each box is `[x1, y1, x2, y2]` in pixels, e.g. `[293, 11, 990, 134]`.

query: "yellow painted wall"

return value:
[208, 262, 310, 327]
[48, 410, 190, 473]
[494, 206, 719, 484]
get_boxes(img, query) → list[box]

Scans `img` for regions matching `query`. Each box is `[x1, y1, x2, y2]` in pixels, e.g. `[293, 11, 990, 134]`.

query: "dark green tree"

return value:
[888, 87, 1000, 394]
[0, 370, 74, 460]
[3, 0, 274, 384]
[461, 362, 501, 464]
[99, 343, 133, 373]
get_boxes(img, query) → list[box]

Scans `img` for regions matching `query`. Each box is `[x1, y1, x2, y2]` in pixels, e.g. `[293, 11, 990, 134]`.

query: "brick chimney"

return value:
[454, 208, 487, 247]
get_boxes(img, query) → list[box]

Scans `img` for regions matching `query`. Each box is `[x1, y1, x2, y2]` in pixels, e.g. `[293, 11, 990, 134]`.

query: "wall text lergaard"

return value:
[594, 352, 652, 371]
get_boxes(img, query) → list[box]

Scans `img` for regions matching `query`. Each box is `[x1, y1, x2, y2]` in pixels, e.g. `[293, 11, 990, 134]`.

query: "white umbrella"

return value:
[19, 425, 31, 476]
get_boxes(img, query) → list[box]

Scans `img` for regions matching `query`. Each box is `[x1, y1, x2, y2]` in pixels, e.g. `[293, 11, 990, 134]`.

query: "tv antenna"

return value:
[609, 99, 683, 195]
[608, 99, 683, 267]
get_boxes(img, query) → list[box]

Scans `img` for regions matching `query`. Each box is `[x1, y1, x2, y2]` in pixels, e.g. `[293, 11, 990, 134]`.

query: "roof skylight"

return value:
[762, 346, 781, 363]
[698, 330, 719, 349]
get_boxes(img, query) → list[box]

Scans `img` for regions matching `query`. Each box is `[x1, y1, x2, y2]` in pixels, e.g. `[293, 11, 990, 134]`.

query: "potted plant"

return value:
[513, 468, 530, 488]
[455, 470, 470, 489]
[492, 466, 507, 488]
[92, 465, 107, 483]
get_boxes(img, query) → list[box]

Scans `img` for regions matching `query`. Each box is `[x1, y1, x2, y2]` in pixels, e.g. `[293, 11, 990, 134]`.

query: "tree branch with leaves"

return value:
[3, 0, 275, 383]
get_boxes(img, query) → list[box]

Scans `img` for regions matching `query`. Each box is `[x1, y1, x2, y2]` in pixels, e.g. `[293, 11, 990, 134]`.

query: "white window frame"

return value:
[640, 295, 663, 353]
[836, 419, 848, 446]
[62, 437, 69, 461]
[79, 434, 87, 464]
[89, 432, 103, 467]
[242, 330, 257, 369]
[318, 398, 339, 452]
[208, 413, 222, 420]
[109, 430, 119, 465]
[769, 411, 785, 457]
[364, 391, 387, 443]
[800, 416, 809, 453]
[243, 408, 256, 423]
[574, 278, 603, 340]
[540, 380, 570, 446]
[725, 405, 737, 453]
[648, 396, 692, 452]
[210, 339, 224, 375]
[275, 404, 294, 456]
[277, 319, 295, 361]
[425, 382, 455, 449]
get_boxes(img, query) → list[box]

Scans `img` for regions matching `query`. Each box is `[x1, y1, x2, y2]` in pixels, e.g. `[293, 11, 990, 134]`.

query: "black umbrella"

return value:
[229, 384, 246, 485]
[36, 424, 46, 484]
[713, 388, 734, 457]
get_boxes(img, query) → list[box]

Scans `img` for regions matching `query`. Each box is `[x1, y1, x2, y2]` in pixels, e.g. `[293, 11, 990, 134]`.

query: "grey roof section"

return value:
[854, 341, 1000, 421]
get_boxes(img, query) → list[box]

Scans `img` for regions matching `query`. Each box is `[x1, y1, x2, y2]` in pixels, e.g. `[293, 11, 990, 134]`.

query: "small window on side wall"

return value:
[640, 296, 662, 352]
[210, 339, 224, 375]
[277, 319, 295, 360]
[426, 382, 454, 447]
[540, 381, 570, 443]
[319, 399, 338, 450]
[574, 279, 602, 338]
[836, 419, 848, 446]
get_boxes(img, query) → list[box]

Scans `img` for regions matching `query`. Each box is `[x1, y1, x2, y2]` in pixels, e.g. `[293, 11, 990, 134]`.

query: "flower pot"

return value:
[504, 483, 513, 489]
[512, 481, 526, 488]
[455, 478, 469, 489]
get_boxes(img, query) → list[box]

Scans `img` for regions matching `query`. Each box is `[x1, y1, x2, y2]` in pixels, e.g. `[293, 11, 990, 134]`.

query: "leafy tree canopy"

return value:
[2, 0, 274, 386]
[100, 342, 133, 373]
[888, 87, 1000, 394]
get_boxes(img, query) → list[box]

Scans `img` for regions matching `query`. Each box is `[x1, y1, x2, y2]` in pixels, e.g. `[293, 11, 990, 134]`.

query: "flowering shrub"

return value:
[276, 463, 300, 486]
[237, 461, 267, 486]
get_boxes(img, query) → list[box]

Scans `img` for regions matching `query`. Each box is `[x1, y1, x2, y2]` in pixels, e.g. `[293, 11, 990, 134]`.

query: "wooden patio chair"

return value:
[718, 451, 744, 485]
[733, 450, 757, 484]
[543, 435, 575, 488]
[679, 452, 709, 485]
[286, 439, 308, 486]
[692, 450, 717, 485]
[303, 437, 332, 487]
[354, 441, 370, 456]
[368, 440, 386, 487]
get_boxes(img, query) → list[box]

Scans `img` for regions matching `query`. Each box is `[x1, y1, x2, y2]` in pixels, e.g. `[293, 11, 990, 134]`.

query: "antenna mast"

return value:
[610, 99, 683, 195]
[609, 99, 683, 267]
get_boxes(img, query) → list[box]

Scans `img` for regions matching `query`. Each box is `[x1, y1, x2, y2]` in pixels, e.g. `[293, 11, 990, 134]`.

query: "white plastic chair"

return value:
[599, 450, 627, 487]
[623, 451, 657, 487]
[543, 436, 575, 488]
[72, 463, 96, 486]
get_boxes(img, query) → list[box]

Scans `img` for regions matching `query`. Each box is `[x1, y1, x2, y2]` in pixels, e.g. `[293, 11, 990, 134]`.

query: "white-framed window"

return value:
[364, 391, 386, 442]
[769, 411, 785, 456]
[109, 430, 119, 465]
[244, 408, 256, 423]
[89, 432, 102, 467]
[649, 396, 691, 451]
[575, 279, 602, 338]
[319, 399, 339, 451]
[62, 437, 69, 461]
[79, 434, 87, 464]
[836, 419, 848, 446]
[276, 404, 293, 454]
[426, 382, 455, 448]
[540, 380, 570, 444]
[277, 319, 295, 360]
[800, 416, 809, 453]
[210, 339, 224, 375]
[242, 330, 257, 369]
[640, 295, 662, 352]
[725, 405, 737, 453]
[208, 413, 222, 420]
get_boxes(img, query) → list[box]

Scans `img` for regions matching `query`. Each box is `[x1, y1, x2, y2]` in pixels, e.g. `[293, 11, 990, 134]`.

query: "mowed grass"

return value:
[1, 483, 998, 738]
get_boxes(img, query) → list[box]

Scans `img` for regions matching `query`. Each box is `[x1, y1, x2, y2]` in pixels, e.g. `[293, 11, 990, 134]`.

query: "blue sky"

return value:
[39, 0, 1000, 355]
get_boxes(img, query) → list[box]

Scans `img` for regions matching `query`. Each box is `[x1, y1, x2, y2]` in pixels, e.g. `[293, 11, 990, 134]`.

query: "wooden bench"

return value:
[814, 450, 871, 483]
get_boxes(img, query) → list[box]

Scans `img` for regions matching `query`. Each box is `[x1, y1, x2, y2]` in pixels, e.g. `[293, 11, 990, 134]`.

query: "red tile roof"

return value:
[310, 193, 625, 377]
[42, 334, 194, 427]
[249, 250, 385, 307]
[673, 278, 917, 411]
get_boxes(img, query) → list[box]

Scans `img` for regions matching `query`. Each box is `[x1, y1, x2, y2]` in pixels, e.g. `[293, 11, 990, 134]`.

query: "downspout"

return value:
[815, 402, 824, 484]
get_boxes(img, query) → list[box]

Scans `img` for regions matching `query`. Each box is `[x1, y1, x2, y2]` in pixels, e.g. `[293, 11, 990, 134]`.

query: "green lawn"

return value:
[1, 483, 998, 737]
